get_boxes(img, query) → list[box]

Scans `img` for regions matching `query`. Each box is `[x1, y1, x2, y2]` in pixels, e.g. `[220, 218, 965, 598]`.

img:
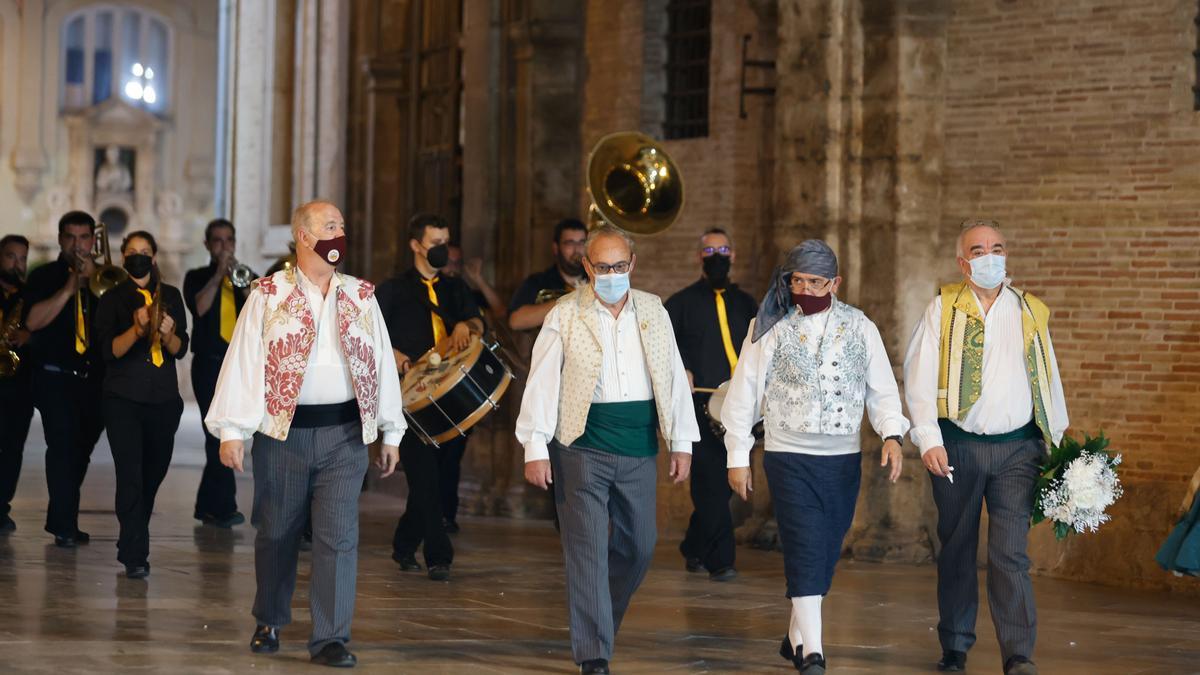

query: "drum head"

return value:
[705, 381, 731, 425]
[402, 334, 484, 411]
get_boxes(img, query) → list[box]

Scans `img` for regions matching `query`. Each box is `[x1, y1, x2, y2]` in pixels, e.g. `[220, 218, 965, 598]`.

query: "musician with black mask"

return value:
[663, 228, 757, 581]
[92, 231, 187, 578]
[22, 211, 106, 547]
[376, 213, 483, 579]
[0, 234, 33, 534]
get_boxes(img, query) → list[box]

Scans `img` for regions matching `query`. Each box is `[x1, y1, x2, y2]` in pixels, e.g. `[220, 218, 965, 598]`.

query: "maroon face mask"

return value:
[792, 292, 832, 315]
[312, 235, 347, 266]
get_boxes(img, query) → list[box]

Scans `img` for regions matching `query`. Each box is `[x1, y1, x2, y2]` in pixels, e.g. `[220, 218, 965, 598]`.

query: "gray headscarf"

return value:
[751, 239, 839, 342]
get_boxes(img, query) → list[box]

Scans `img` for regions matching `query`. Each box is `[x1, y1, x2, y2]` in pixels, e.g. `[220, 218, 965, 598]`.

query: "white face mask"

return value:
[593, 271, 630, 304]
[968, 253, 1007, 289]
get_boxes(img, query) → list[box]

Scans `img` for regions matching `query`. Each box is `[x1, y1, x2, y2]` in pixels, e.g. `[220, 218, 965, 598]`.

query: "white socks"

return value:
[790, 595, 823, 658]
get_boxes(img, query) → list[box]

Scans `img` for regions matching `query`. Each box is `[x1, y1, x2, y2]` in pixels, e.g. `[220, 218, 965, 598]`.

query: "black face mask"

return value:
[123, 254, 154, 279]
[0, 268, 22, 287]
[426, 244, 450, 269]
[702, 254, 731, 288]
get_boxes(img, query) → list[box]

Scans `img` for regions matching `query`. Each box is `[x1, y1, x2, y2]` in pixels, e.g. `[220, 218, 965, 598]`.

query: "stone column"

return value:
[11, 0, 46, 207]
[292, 0, 350, 207]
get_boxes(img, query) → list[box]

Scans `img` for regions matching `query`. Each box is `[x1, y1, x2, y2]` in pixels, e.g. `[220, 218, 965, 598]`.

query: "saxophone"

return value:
[0, 298, 23, 378]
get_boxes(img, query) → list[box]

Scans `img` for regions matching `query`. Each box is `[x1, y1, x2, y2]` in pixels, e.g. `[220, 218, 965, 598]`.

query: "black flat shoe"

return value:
[780, 635, 802, 661]
[74, 530, 90, 544]
[684, 557, 704, 573]
[0, 516, 15, 534]
[311, 641, 356, 667]
[392, 552, 422, 571]
[198, 511, 246, 528]
[579, 658, 610, 674]
[251, 625, 280, 653]
[53, 535, 77, 548]
[938, 649, 967, 671]
[796, 652, 826, 674]
[709, 567, 738, 582]
[125, 564, 150, 579]
[1004, 655, 1037, 675]
[428, 564, 451, 581]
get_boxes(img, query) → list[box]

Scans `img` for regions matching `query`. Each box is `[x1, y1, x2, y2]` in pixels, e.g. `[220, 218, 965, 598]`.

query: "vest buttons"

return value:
[834, 422, 841, 427]
[832, 361, 838, 366]
[836, 390, 841, 396]
[833, 375, 840, 381]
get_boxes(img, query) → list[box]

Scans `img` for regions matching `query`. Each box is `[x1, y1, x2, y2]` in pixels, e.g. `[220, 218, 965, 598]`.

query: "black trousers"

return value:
[33, 369, 105, 536]
[439, 433, 467, 524]
[103, 395, 184, 566]
[679, 397, 736, 571]
[0, 371, 35, 520]
[191, 354, 238, 518]
[392, 431, 463, 566]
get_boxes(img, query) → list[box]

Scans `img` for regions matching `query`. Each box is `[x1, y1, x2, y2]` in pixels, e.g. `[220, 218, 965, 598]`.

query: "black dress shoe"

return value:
[74, 530, 90, 544]
[53, 534, 77, 548]
[443, 519, 460, 534]
[392, 552, 422, 571]
[1004, 655, 1037, 675]
[684, 557, 704, 573]
[0, 516, 15, 534]
[709, 567, 738, 582]
[250, 625, 280, 654]
[428, 564, 451, 581]
[311, 641, 357, 667]
[795, 652, 826, 674]
[198, 511, 246, 528]
[937, 649, 967, 672]
[579, 659, 610, 674]
[780, 635, 802, 662]
[125, 564, 150, 579]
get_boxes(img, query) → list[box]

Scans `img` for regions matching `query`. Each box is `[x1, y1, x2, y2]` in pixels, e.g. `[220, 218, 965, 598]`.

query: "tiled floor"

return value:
[1, 404, 1198, 674]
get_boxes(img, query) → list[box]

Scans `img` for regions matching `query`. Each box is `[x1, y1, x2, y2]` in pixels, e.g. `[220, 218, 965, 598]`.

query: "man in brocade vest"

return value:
[515, 224, 699, 675]
[206, 201, 407, 668]
[903, 219, 1069, 675]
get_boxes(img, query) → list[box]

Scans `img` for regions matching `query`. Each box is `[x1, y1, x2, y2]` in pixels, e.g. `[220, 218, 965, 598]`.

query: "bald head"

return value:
[292, 200, 342, 240]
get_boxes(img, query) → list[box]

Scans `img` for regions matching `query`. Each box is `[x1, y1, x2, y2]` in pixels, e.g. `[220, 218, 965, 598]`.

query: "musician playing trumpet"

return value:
[183, 218, 256, 528]
[93, 231, 188, 579]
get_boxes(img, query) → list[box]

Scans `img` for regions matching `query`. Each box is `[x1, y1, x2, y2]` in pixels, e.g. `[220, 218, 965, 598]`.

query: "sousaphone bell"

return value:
[586, 131, 684, 235]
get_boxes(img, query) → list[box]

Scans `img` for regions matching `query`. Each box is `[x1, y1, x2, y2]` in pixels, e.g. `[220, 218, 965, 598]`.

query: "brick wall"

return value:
[940, 0, 1200, 590]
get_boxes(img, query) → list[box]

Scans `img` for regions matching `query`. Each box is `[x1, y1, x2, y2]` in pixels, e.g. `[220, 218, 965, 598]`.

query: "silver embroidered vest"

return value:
[764, 299, 869, 436]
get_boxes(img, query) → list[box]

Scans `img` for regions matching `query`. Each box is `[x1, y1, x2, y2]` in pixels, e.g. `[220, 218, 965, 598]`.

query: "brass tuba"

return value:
[585, 131, 684, 235]
[86, 222, 129, 297]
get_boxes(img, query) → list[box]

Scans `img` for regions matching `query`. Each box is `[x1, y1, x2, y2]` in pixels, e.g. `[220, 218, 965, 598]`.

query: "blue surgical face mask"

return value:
[968, 253, 1007, 289]
[593, 271, 630, 304]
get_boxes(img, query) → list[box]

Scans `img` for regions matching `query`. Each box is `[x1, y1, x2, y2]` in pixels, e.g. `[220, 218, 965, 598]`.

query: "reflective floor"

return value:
[1, 404, 1199, 674]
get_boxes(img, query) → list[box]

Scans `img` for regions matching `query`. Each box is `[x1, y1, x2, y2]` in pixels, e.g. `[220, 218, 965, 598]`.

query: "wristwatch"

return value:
[884, 435, 903, 445]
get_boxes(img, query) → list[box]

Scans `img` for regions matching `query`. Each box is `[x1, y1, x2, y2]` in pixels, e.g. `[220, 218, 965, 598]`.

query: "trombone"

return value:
[78, 222, 129, 298]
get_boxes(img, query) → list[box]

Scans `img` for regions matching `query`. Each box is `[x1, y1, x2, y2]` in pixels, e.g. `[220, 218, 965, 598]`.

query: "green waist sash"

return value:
[938, 418, 1040, 445]
[573, 400, 658, 457]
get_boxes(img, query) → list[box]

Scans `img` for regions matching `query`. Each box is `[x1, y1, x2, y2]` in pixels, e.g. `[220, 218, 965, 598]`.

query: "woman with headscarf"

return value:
[720, 240, 910, 674]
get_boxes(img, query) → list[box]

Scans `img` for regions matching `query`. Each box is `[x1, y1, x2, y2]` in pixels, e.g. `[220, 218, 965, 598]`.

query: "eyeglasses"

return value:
[788, 276, 832, 291]
[701, 246, 731, 256]
[589, 259, 631, 275]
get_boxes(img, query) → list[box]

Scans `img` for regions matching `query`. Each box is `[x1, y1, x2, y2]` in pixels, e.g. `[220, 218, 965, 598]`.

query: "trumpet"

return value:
[226, 256, 254, 288]
[535, 288, 571, 304]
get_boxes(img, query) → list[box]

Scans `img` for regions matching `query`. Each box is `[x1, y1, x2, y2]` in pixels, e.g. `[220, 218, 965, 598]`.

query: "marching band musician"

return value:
[0, 234, 33, 534]
[92, 231, 188, 579]
[376, 213, 483, 577]
[22, 211, 106, 548]
[508, 218, 589, 331]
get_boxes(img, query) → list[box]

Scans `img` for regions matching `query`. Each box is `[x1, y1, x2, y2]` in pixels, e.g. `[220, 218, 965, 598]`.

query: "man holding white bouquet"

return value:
[903, 220, 1069, 675]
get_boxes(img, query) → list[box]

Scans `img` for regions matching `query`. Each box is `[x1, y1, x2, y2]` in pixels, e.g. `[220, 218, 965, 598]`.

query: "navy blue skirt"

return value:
[764, 451, 862, 597]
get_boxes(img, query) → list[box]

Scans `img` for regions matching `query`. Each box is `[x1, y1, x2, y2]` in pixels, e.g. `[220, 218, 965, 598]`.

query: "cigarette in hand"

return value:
[946, 465, 955, 484]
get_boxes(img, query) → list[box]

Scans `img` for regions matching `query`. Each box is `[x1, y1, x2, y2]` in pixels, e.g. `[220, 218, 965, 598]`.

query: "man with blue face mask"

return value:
[515, 224, 700, 675]
[903, 219, 1069, 675]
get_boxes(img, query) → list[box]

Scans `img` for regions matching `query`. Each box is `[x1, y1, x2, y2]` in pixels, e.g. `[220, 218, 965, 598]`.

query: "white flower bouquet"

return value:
[1031, 432, 1123, 540]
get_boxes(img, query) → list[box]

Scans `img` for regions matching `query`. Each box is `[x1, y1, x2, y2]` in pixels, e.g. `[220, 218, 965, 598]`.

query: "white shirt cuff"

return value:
[727, 448, 751, 469]
[218, 427, 249, 443]
[910, 425, 944, 456]
[670, 440, 692, 455]
[524, 440, 550, 463]
[381, 430, 402, 446]
[878, 420, 908, 441]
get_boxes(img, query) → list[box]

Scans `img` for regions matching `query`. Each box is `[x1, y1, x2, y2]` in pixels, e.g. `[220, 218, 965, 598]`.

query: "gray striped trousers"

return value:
[550, 442, 658, 664]
[931, 434, 1042, 666]
[250, 421, 368, 655]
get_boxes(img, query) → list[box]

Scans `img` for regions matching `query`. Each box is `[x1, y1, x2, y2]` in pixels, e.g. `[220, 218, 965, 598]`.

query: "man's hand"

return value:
[669, 452, 691, 484]
[7, 327, 30, 348]
[220, 439, 245, 472]
[376, 444, 399, 478]
[451, 322, 472, 351]
[881, 439, 903, 483]
[393, 349, 412, 374]
[158, 313, 175, 338]
[463, 258, 485, 287]
[922, 445, 953, 479]
[525, 460, 552, 490]
[728, 467, 752, 501]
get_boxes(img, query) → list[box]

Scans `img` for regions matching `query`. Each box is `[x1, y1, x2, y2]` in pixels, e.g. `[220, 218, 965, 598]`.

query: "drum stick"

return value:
[692, 387, 720, 393]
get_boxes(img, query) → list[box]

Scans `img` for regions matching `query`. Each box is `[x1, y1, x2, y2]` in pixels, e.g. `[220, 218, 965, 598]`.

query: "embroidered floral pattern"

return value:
[357, 279, 375, 301]
[257, 275, 278, 297]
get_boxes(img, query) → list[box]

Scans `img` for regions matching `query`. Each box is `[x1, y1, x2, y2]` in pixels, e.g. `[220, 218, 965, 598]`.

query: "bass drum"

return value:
[704, 380, 764, 439]
[401, 334, 514, 446]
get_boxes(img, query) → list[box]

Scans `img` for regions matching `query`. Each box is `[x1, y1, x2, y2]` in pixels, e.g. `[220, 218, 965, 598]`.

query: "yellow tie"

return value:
[421, 277, 447, 345]
[714, 289, 738, 374]
[219, 276, 236, 343]
[74, 289, 87, 354]
[136, 288, 164, 367]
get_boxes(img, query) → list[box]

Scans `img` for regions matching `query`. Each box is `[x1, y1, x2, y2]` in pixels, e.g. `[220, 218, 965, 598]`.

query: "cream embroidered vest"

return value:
[764, 299, 870, 436]
[554, 288, 677, 447]
[255, 269, 382, 443]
